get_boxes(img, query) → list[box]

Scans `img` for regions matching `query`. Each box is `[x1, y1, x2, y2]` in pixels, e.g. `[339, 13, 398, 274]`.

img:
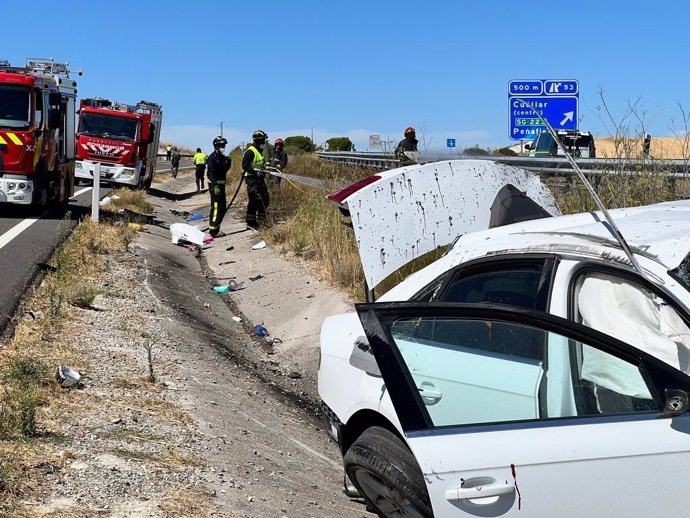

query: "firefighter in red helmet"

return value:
[267, 138, 288, 185]
[395, 127, 419, 165]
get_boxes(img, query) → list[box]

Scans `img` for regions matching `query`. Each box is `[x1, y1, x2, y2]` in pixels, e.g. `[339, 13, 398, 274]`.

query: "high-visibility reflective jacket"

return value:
[242, 145, 265, 177]
[193, 152, 208, 165]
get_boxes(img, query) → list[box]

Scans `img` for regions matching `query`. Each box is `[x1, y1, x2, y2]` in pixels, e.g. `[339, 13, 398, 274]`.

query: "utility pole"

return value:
[220, 121, 224, 137]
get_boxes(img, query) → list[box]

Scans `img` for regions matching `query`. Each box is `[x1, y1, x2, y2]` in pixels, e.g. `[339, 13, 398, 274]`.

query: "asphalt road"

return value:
[0, 159, 192, 338]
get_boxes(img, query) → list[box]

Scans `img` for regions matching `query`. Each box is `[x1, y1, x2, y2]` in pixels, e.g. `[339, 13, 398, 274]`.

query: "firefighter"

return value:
[207, 136, 231, 237]
[242, 130, 270, 229]
[267, 138, 288, 185]
[394, 126, 418, 165]
[166, 144, 172, 161]
[193, 147, 208, 192]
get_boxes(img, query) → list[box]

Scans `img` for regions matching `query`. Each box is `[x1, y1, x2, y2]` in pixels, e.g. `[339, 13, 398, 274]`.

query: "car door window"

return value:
[439, 263, 548, 309]
[388, 316, 657, 428]
[573, 271, 690, 378]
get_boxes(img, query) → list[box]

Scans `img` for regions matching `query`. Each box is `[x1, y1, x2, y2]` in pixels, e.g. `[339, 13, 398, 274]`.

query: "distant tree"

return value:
[284, 136, 316, 154]
[463, 146, 490, 156]
[325, 137, 353, 152]
[494, 146, 518, 156]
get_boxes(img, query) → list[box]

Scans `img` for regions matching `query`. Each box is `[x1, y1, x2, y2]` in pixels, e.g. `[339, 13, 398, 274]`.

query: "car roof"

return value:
[380, 199, 690, 302]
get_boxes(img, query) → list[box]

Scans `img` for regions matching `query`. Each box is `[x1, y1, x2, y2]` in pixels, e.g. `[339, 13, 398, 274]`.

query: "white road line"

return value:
[73, 186, 92, 197]
[0, 214, 46, 251]
[0, 186, 94, 253]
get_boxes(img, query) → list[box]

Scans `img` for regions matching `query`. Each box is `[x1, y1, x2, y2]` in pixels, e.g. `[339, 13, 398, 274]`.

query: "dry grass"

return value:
[160, 490, 213, 517]
[259, 154, 371, 298]
[0, 219, 133, 514]
[103, 188, 154, 214]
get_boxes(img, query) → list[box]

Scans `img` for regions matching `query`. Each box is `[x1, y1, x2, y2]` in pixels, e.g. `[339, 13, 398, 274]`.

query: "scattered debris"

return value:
[169, 208, 191, 217]
[212, 279, 245, 293]
[228, 280, 245, 291]
[170, 223, 205, 246]
[226, 246, 234, 251]
[254, 324, 269, 337]
[219, 261, 235, 266]
[203, 235, 215, 244]
[99, 196, 113, 206]
[288, 371, 302, 379]
[267, 337, 283, 345]
[249, 274, 264, 281]
[55, 365, 81, 388]
[23, 310, 45, 321]
[251, 241, 267, 250]
[186, 213, 205, 222]
[232, 316, 242, 322]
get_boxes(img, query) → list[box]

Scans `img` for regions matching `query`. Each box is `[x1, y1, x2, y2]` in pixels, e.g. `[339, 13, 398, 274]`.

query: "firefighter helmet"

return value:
[404, 127, 416, 137]
[213, 136, 227, 148]
[252, 130, 268, 143]
[275, 138, 284, 146]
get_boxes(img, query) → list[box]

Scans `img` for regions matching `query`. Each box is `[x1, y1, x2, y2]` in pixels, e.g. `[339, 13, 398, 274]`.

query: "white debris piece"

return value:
[251, 241, 267, 250]
[170, 223, 206, 246]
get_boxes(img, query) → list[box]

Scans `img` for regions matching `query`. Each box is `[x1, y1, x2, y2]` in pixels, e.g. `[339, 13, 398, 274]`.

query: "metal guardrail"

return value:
[317, 151, 690, 178]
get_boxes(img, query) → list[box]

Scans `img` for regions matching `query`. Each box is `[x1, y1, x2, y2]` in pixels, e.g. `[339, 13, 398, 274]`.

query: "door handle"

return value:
[446, 483, 515, 501]
[417, 382, 442, 405]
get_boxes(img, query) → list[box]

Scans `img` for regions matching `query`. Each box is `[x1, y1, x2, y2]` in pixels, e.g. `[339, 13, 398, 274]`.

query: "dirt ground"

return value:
[26, 172, 372, 517]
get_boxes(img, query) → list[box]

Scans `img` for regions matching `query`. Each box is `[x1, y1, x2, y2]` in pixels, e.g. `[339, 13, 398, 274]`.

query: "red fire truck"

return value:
[0, 58, 77, 206]
[75, 98, 162, 189]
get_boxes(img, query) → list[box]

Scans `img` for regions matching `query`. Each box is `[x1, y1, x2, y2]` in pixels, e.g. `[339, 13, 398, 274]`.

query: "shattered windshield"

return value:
[78, 112, 138, 141]
[0, 85, 31, 130]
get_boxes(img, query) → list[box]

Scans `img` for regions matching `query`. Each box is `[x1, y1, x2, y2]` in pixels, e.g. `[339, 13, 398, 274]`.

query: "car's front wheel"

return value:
[343, 426, 433, 518]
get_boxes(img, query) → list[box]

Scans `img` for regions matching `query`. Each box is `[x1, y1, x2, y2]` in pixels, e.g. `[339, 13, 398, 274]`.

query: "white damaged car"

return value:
[318, 159, 690, 518]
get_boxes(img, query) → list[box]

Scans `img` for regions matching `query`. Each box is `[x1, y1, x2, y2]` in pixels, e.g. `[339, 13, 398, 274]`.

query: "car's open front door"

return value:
[356, 302, 690, 518]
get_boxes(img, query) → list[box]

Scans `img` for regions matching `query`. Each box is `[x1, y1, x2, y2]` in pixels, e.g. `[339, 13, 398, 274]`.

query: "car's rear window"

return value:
[440, 265, 545, 309]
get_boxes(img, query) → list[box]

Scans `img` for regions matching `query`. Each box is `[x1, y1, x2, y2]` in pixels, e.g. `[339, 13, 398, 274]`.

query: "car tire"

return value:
[344, 426, 433, 518]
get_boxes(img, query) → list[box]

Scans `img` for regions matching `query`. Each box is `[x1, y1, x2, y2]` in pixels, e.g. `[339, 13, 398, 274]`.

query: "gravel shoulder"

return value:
[28, 174, 370, 517]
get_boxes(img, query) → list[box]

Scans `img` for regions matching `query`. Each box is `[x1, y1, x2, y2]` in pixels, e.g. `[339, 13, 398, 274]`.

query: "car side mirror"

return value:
[663, 389, 689, 417]
[348, 336, 381, 377]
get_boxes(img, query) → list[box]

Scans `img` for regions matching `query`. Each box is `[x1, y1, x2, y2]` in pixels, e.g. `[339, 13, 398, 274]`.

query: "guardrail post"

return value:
[91, 162, 100, 224]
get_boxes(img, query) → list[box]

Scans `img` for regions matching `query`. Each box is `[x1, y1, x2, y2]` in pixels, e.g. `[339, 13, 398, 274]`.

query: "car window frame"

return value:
[567, 262, 690, 414]
[356, 302, 690, 434]
[567, 262, 690, 326]
[432, 254, 558, 310]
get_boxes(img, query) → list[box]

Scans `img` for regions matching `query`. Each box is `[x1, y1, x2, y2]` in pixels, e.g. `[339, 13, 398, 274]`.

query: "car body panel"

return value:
[356, 303, 690, 517]
[334, 160, 560, 290]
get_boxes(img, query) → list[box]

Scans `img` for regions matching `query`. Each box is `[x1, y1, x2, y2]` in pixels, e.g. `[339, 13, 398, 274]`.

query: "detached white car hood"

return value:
[330, 159, 559, 290]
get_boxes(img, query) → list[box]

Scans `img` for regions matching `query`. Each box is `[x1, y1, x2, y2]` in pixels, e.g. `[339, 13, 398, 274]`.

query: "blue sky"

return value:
[5, 1, 690, 152]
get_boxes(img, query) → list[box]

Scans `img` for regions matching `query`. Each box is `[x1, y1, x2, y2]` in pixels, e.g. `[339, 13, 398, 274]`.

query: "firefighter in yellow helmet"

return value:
[242, 130, 269, 229]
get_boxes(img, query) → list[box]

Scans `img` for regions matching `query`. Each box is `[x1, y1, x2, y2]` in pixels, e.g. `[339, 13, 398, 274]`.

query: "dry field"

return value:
[595, 136, 689, 159]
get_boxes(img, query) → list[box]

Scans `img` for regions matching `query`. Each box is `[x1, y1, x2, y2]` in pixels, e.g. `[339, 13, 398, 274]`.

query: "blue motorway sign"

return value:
[447, 138, 456, 148]
[509, 79, 579, 140]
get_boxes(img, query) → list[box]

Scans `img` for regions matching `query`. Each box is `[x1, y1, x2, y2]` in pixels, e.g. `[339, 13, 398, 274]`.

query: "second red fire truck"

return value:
[75, 98, 162, 189]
